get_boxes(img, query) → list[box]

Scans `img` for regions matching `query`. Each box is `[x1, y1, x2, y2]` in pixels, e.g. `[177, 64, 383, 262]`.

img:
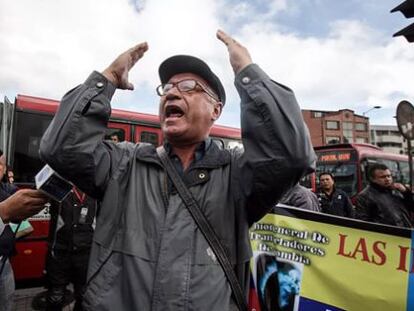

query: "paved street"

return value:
[13, 287, 73, 311]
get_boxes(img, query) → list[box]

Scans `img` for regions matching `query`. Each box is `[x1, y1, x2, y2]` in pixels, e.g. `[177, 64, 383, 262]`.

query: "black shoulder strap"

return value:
[156, 146, 248, 311]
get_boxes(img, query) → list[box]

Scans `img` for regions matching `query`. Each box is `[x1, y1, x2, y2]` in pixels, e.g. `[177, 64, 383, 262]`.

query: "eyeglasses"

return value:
[156, 79, 219, 101]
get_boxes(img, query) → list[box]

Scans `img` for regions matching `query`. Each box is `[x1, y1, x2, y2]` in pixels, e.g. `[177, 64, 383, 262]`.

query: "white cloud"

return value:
[1, 0, 413, 127]
[0, 0, 141, 97]
[230, 18, 414, 124]
[0, 0, 232, 117]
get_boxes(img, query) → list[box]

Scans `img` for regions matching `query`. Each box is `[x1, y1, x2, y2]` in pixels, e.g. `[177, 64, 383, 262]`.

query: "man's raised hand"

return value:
[216, 30, 252, 74]
[102, 42, 149, 90]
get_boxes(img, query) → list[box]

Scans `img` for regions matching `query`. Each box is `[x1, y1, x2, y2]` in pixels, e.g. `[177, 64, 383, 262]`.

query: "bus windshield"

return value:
[316, 162, 358, 197]
[13, 111, 53, 183]
[315, 144, 410, 199]
[315, 149, 358, 197]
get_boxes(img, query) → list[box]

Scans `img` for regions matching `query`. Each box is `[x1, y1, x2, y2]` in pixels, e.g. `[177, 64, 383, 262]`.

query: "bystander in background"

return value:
[279, 183, 320, 212]
[317, 172, 354, 218]
[45, 187, 96, 310]
[355, 163, 413, 228]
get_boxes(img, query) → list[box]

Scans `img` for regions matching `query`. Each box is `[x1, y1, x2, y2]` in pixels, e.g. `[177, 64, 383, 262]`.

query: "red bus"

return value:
[310, 143, 410, 200]
[1, 94, 242, 287]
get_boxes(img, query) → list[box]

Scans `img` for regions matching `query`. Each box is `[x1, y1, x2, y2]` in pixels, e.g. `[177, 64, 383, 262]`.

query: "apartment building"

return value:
[302, 109, 370, 147]
[370, 125, 411, 155]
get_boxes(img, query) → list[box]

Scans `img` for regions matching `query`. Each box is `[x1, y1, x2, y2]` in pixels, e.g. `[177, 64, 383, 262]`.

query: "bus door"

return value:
[134, 125, 162, 146]
[106, 122, 131, 143]
[0, 96, 15, 164]
[7, 105, 54, 283]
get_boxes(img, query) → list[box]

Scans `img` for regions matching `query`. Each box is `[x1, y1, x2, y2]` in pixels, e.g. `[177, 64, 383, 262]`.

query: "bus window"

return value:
[379, 159, 398, 175]
[364, 158, 408, 185]
[399, 161, 410, 185]
[105, 129, 125, 143]
[140, 131, 159, 146]
[367, 158, 400, 181]
[13, 112, 53, 183]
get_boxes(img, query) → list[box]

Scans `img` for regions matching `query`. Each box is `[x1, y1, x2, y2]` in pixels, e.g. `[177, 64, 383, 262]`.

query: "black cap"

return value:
[158, 55, 226, 105]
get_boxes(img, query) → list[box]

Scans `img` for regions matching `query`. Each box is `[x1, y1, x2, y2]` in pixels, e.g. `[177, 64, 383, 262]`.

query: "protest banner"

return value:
[249, 205, 413, 311]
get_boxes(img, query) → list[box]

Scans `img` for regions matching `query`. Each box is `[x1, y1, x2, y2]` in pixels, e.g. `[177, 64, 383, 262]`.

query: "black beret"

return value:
[158, 55, 226, 105]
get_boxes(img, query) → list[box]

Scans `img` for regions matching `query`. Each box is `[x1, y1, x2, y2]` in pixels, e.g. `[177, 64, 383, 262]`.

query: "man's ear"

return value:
[212, 102, 223, 121]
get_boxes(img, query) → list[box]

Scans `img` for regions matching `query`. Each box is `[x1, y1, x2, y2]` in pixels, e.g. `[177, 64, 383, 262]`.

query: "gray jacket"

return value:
[279, 184, 320, 212]
[40, 64, 315, 310]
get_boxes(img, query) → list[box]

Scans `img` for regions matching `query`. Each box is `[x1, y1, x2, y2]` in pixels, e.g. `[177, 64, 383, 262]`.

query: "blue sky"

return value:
[1, 0, 413, 128]
[272, 1, 404, 38]
[221, 1, 395, 37]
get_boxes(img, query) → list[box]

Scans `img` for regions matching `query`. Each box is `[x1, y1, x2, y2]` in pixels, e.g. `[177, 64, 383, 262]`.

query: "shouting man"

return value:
[40, 30, 315, 310]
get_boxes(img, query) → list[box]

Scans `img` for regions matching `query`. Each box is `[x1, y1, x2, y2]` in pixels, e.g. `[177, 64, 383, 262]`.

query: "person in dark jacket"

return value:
[355, 163, 413, 228]
[0, 151, 48, 311]
[39, 30, 315, 310]
[0, 190, 47, 311]
[45, 187, 96, 311]
[279, 183, 320, 212]
[317, 172, 354, 218]
[0, 152, 18, 311]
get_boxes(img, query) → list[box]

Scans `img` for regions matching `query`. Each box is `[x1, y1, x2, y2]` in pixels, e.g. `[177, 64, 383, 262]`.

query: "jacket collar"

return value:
[164, 138, 211, 165]
[319, 186, 336, 198]
[135, 138, 231, 169]
[369, 181, 392, 193]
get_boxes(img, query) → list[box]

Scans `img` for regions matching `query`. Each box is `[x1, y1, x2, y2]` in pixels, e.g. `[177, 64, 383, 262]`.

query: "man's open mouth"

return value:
[165, 105, 184, 118]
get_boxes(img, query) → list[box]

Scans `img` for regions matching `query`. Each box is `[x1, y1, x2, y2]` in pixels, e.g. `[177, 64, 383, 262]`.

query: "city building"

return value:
[370, 125, 411, 155]
[302, 109, 370, 147]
